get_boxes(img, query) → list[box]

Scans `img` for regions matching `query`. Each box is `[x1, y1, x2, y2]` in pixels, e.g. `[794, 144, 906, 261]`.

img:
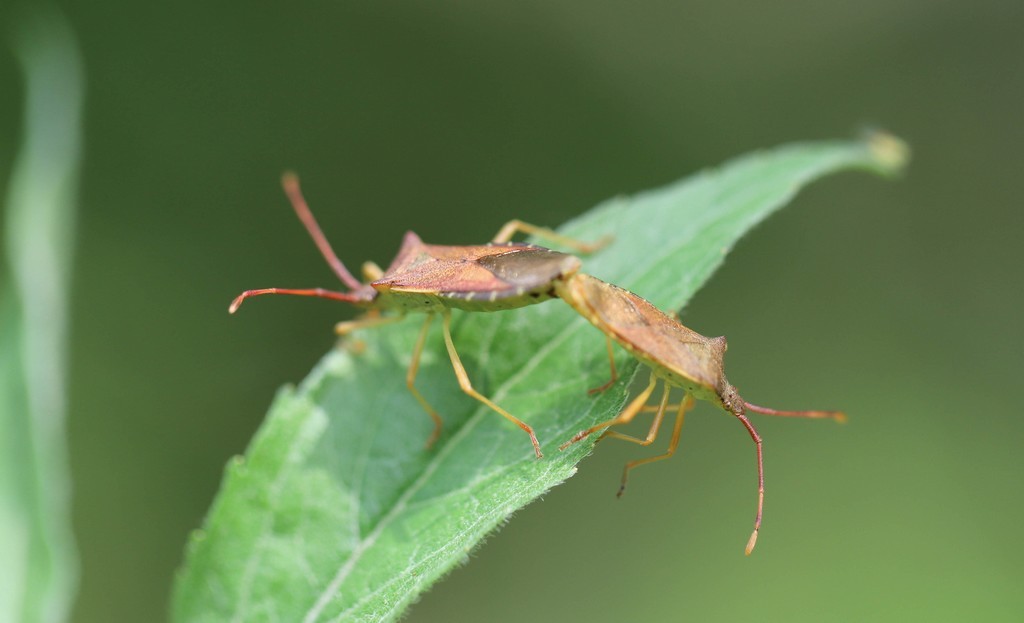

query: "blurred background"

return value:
[2, 0, 1022, 621]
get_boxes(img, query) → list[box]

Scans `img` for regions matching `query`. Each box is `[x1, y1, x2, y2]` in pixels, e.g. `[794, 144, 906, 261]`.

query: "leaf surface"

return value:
[173, 134, 907, 622]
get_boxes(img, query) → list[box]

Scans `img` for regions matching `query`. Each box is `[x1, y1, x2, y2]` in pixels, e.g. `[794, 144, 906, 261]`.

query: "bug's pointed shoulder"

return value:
[400, 230, 425, 250]
[377, 231, 430, 278]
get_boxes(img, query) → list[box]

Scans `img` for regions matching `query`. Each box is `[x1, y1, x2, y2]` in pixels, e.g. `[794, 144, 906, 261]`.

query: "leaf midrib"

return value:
[303, 190, 706, 618]
[300, 212, 729, 620]
[298, 313, 595, 621]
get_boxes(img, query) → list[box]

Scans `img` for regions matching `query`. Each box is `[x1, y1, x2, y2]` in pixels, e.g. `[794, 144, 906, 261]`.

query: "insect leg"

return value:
[404, 314, 444, 449]
[598, 385, 679, 446]
[587, 335, 619, 394]
[735, 413, 765, 556]
[440, 309, 543, 459]
[599, 382, 673, 446]
[334, 312, 405, 336]
[559, 370, 658, 450]
[614, 395, 694, 498]
[491, 219, 610, 254]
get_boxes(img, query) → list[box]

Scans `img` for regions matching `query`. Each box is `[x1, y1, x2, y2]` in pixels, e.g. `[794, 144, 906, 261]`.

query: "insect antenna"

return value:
[281, 171, 363, 291]
[229, 173, 373, 313]
[229, 287, 366, 313]
[744, 402, 847, 423]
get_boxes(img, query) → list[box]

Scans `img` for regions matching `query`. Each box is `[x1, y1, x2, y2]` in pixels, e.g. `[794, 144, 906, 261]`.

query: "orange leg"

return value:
[588, 336, 619, 394]
[615, 396, 694, 498]
[440, 309, 543, 458]
[599, 382, 671, 446]
[491, 219, 610, 254]
[560, 371, 658, 450]
[334, 311, 404, 336]
[400, 314, 445, 449]
[335, 312, 443, 447]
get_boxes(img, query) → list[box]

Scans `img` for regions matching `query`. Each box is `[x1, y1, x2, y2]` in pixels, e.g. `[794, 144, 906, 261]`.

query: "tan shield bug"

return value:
[554, 273, 845, 554]
[230, 174, 607, 457]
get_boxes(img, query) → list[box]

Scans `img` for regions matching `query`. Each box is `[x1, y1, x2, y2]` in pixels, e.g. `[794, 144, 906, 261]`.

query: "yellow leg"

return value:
[599, 382, 672, 446]
[640, 403, 683, 412]
[616, 395, 694, 497]
[440, 309, 543, 458]
[491, 219, 610, 254]
[335, 312, 404, 336]
[404, 314, 444, 449]
[361, 260, 384, 282]
[587, 336, 619, 394]
[560, 371, 659, 450]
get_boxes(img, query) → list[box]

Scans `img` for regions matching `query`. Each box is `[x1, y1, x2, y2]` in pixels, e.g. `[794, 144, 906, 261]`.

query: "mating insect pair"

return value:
[231, 174, 844, 554]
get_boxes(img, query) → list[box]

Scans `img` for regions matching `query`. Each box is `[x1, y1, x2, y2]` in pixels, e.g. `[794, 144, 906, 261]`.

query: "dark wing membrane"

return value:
[474, 247, 581, 295]
[377, 244, 580, 298]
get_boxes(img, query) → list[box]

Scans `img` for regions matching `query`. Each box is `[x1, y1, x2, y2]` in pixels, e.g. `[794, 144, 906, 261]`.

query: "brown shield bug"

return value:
[555, 273, 845, 554]
[230, 173, 608, 457]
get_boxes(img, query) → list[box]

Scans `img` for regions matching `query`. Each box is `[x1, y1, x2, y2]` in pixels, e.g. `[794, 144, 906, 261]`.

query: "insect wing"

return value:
[571, 274, 726, 392]
[375, 242, 581, 301]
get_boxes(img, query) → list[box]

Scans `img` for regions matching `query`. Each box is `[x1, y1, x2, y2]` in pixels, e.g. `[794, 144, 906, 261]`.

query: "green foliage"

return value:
[1, 8, 84, 623]
[172, 134, 906, 622]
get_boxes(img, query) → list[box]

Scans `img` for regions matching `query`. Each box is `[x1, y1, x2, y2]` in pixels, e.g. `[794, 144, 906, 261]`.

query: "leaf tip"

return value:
[862, 129, 910, 176]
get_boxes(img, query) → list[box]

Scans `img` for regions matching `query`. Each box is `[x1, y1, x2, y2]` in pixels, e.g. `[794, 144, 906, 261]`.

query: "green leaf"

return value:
[1, 8, 84, 623]
[172, 133, 907, 622]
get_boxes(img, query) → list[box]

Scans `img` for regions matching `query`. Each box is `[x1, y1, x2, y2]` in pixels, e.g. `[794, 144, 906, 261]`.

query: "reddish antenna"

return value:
[744, 402, 847, 423]
[228, 287, 364, 314]
[280, 172, 363, 291]
[555, 273, 848, 555]
[229, 181, 610, 457]
[228, 173, 369, 314]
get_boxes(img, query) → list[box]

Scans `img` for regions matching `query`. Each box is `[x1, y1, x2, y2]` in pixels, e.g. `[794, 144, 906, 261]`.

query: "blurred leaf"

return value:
[0, 7, 84, 623]
[172, 134, 906, 622]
